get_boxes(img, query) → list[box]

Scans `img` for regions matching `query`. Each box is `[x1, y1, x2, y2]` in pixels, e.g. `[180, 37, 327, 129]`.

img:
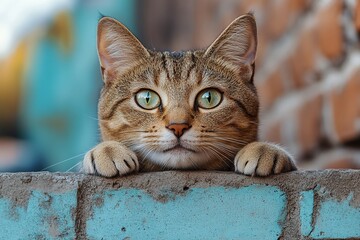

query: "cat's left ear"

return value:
[204, 14, 257, 67]
[97, 17, 149, 82]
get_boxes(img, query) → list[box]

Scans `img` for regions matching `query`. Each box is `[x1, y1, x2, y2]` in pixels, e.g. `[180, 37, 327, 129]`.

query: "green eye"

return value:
[135, 89, 161, 110]
[197, 89, 222, 109]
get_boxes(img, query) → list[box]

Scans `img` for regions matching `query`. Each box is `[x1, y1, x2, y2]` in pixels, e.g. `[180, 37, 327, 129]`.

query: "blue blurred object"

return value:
[20, 0, 138, 172]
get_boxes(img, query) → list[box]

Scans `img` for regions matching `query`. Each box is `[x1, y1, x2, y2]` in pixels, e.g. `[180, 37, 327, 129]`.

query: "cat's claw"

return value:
[82, 141, 139, 177]
[234, 142, 296, 177]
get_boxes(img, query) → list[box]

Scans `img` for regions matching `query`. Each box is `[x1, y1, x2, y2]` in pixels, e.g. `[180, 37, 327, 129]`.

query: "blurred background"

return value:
[0, 0, 359, 172]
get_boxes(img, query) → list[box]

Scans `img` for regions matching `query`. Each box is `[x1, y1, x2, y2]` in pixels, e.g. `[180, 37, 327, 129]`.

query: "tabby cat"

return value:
[82, 13, 297, 177]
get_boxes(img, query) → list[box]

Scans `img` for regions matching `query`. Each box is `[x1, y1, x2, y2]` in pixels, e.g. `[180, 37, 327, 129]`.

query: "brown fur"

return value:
[82, 14, 297, 177]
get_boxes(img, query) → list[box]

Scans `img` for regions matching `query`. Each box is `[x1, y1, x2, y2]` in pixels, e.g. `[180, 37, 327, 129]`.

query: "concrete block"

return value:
[300, 188, 360, 239]
[0, 173, 80, 239]
[86, 186, 286, 239]
[300, 190, 314, 236]
[0, 170, 360, 239]
[0, 190, 77, 239]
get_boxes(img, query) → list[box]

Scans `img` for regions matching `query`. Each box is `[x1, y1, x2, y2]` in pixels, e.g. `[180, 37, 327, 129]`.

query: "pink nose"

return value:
[167, 123, 190, 137]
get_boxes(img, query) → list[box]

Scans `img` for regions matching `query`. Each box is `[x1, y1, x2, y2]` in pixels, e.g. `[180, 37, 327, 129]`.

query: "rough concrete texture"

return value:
[0, 170, 360, 239]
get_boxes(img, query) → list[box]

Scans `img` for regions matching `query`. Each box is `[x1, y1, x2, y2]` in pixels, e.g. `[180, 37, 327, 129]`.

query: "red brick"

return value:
[315, 0, 344, 60]
[240, 0, 268, 13]
[193, 0, 234, 49]
[257, 68, 284, 110]
[260, 119, 282, 144]
[288, 54, 305, 89]
[261, 93, 322, 157]
[287, 26, 317, 89]
[219, 1, 244, 28]
[297, 95, 322, 153]
[330, 69, 360, 142]
[288, 0, 311, 13]
[256, 31, 269, 66]
[264, 0, 310, 40]
[355, 0, 360, 32]
[265, 0, 293, 39]
[297, 26, 316, 74]
[299, 149, 360, 170]
[324, 158, 360, 169]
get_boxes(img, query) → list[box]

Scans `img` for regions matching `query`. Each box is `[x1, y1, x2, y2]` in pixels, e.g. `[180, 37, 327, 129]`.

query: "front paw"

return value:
[234, 142, 296, 177]
[82, 141, 139, 177]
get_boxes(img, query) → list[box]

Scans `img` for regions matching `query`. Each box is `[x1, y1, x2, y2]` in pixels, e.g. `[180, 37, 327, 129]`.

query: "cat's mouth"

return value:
[163, 144, 196, 153]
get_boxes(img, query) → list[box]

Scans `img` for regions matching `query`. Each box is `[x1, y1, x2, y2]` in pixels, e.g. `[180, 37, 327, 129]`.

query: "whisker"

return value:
[208, 136, 250, 145]
[142, 146, 156, 161]
[212, 146, 234, 160]
[202, 146, 213, 159]
[212, 142, 236, 157]
[211, 139, 246, 147]
[211, 135, 248, 141]
[66, 161, 83, 172]
[215, 143, 240, 152]
[87, 116, 99, 121]
[121, 130, 153, 134]
[205, 145, 232, 168]
[135, 143, 156, 163]
[208, 149, 230, 168]
[42, 152, 86, 171]
[201, 145, 227, 170]
[187, 155, 200, 169]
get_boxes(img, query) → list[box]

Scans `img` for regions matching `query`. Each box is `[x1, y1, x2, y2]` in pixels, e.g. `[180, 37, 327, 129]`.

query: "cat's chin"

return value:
[163, 145, 196, 153]
[144, 149, 209, 170]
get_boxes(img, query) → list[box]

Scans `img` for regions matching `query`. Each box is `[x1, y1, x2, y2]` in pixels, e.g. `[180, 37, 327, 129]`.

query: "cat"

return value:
[82, 13, 297, 177]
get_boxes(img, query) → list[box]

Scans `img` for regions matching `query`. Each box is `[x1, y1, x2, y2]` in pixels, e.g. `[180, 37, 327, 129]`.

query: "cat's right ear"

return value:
[204, 14, 257, 69]
[97, 17, 149, 82]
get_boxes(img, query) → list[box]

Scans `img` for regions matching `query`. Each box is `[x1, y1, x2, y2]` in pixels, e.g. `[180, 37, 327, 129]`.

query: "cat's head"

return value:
[96, 14, 259, 171]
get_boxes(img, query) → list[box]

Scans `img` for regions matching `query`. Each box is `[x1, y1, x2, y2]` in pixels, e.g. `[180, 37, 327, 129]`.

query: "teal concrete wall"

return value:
[0, 190, 77, 239]
[300, 189, 360, 239]
[87, 186, 285, 239]
[0, 170, 359, 239]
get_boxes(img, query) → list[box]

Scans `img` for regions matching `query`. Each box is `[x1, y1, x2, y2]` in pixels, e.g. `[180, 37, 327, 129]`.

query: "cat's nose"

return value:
[166, 123, 190, 138]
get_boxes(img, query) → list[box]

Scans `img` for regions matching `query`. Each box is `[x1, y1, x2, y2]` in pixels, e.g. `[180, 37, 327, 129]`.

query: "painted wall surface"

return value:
[300, 189, 360, 239]
[0, 190, 77, 239]
[87, 186, 285, 239]
[0, 170, 359, 239]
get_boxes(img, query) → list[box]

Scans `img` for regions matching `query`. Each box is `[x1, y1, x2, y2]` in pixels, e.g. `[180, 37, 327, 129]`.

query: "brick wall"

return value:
[1, 171, 360, 239]
[138, 0, 360, 170]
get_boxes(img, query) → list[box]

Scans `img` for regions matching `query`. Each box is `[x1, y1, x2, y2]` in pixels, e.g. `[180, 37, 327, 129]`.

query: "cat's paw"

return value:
[234, 142, 296, 177]
[82, 141, 139, 177]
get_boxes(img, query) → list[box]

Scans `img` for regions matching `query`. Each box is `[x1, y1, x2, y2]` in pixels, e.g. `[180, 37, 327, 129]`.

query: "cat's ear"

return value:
[97, 17, 149, 81]
[204, 14, 257, 67]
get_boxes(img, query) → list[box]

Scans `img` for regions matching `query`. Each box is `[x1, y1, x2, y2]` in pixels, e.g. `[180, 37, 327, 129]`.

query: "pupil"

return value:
[205, 92, 211, 103]
[145, 91, 151, 103]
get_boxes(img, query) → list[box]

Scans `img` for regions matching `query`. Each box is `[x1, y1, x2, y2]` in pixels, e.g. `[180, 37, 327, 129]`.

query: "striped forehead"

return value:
[158, 51, 199, 86]
[150, 51, 198, 107]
